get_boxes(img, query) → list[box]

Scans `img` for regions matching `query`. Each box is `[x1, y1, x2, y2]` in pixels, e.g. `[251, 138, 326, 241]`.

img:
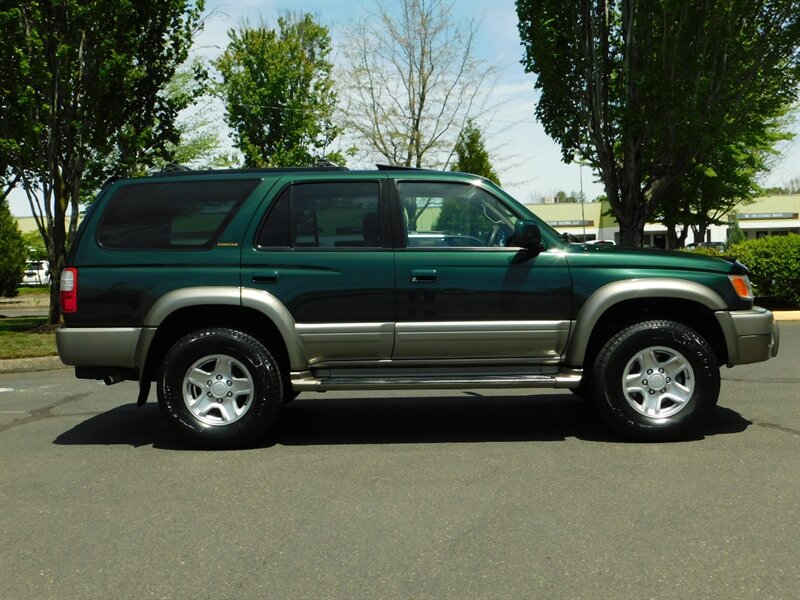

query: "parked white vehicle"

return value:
[20, 261, 50, 286]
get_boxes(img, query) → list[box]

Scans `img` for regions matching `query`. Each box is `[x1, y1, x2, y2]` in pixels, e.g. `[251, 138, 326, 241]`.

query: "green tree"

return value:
[451, 121, 501, 184]
[435, 121, 501, 236]
[215, 14, 343, 167]
[22, 230, 48, 263]
[0, 202, 26, 297]
[516, 0, 800, 246]
[1, 0, 202, 323]
[81, 59, 235, 200]
[658, 111, 791, 248]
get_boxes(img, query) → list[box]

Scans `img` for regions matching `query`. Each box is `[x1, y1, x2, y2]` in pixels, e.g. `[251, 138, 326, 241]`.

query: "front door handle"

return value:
[253, 271, 279, 284]
[410, 269, 438, 283]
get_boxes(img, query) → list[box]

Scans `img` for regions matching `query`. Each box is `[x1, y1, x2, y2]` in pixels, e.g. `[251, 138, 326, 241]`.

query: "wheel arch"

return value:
[565, 279, 729, 368]
[138, 287, 306, 380]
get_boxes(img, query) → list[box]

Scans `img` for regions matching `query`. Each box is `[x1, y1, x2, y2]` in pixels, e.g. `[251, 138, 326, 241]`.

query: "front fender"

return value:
[564, 278, 727, 366]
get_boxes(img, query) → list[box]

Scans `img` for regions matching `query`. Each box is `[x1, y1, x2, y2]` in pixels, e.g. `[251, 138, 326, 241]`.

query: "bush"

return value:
[0, 202, 26, 297]
[684, 246, 724, 257]
[728, 234, 800, 308]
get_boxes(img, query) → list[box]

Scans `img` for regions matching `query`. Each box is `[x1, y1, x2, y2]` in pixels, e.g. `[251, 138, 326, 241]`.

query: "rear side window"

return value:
[257, 181, 381, 248]
[97, 179, 260, 249]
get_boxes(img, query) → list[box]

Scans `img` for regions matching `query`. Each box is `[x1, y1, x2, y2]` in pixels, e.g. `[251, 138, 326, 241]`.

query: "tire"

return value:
[157, 328, 283, 449]
[591, 320, 720, 441]
[283, 390, 300, 405]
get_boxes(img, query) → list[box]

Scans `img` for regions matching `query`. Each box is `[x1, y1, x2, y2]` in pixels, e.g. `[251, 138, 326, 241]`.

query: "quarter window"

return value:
[98, 179, 259, 249]
[257, 182, 382, 248]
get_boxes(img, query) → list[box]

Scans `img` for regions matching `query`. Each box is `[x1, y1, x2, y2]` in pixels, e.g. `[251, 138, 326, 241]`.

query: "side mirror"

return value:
[513, 220, 543, 252]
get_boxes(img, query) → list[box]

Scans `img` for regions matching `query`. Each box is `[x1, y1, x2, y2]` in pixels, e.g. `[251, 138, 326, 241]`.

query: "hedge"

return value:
[728, 234, 800, 308]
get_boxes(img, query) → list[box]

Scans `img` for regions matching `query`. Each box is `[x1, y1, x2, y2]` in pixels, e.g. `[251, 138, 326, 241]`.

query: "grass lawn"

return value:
[15, 286, 50, 297]
[0, 316, 57, 359]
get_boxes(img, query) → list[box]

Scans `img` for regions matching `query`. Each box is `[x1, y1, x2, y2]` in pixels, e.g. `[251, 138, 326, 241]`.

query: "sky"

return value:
[7, 0, 799, 216]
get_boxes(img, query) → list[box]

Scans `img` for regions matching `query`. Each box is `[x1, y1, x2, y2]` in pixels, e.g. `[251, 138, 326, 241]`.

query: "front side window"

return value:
[398, 181, 518, 248]
[98, 179, 259, 249]
[257, 181, 382, 248]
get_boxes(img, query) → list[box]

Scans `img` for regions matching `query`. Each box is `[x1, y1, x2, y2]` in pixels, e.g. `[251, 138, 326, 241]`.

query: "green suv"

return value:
[56, 166, 780, 448]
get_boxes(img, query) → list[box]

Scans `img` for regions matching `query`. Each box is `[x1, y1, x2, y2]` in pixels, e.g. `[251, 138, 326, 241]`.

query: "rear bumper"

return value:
[56, 327, 143, 368]
[715, 307, 779, 366]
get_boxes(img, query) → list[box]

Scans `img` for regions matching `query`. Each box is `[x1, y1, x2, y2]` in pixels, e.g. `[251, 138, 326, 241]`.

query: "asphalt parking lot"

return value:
[1, 324, 798, 599]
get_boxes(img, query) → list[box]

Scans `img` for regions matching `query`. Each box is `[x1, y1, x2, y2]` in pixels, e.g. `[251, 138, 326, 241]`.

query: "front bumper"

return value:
[715, 307, 780, 366]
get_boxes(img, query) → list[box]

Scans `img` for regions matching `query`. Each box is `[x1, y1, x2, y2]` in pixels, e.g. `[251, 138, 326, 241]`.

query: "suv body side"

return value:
[56, 167, 779, 447]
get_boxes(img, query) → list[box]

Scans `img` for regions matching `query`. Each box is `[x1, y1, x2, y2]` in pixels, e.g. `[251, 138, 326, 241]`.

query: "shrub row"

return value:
[688, 234, 800, 308]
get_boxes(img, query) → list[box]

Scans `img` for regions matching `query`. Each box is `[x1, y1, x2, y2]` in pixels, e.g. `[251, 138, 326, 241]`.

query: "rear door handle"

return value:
[410, 269, 438, 283]
[253, 271, 279, 284]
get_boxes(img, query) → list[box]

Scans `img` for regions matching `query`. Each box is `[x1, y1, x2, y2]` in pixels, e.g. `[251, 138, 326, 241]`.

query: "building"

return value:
[526, 194, 800, 247]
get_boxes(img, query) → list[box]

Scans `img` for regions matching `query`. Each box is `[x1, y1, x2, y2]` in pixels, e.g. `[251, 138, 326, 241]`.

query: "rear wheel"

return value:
[157, 328, 283, 449]
[591, 320, 720, 441]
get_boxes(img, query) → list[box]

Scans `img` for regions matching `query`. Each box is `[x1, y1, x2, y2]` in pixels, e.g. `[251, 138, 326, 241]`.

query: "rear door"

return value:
[242, 176, 396, 364]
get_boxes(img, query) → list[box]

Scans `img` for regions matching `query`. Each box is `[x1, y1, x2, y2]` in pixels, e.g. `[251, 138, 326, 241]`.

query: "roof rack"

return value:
[376, 163, 423, 171]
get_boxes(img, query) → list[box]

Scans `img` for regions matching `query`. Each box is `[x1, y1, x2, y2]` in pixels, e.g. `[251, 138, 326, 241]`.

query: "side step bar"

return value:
[291, 369, 583, 391]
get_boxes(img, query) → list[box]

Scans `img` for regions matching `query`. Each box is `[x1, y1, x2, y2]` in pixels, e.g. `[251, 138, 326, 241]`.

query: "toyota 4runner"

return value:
[57, 166, 780, 448]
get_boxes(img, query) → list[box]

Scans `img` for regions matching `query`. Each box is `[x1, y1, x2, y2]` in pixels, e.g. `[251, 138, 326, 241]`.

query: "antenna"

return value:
[580, 162, 587, 244]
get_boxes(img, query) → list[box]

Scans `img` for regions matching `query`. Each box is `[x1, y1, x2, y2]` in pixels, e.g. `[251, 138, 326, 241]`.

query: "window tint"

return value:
[398, 181, 518, 248]
[257, 181, 381, 248]
[98, 179, 259, 249]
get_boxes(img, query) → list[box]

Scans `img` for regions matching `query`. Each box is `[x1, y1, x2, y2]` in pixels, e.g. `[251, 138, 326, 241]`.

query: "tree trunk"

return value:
[618, 220, 644, 247]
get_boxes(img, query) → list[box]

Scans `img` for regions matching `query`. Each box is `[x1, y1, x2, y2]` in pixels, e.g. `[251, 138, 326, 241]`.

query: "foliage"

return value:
[215, 14, 343, 167]
[727, 218, 747, 246]
[728, 234, 800, 307]
[683, 246, 724, 257]
[82, 58, 236, 199]
[1, 0, 202, 323]
[0, 201, 26, 296]
[516, 0, 800, 247]
[437, 120, 500, 236]
[451, 120, 501, 184]
[22, 230, 48, 262]
[342, 0, 496, 169]
[657, 111, 791, 247]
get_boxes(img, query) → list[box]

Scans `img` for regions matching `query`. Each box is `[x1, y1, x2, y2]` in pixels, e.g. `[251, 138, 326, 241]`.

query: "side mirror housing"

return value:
[513, 220, 544, 252]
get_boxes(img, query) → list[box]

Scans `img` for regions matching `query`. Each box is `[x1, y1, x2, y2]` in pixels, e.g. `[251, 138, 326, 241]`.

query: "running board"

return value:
[291, 369, 583, 391]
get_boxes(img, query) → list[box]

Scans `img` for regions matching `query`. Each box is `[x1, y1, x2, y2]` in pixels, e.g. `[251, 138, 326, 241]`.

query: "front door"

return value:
[392, 180, 572, 361]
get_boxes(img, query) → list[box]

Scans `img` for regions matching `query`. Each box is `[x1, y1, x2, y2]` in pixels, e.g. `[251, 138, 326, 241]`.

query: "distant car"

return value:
[685, 242, 727, 252]
[586, 239, 616, 246]
[20, 261, 50, 286]
[408, 232, 487, 247]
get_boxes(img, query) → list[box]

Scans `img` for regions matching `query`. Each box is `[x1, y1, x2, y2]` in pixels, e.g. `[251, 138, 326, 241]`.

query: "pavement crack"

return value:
[722, 377, 800, 383]
[752, 420, 800, 436]
[0, 393, 91, 433]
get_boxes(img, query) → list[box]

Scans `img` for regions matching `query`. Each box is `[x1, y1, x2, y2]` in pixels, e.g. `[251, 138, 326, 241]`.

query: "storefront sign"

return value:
[735, 212, 798, 220]
[549, 220, 594, 226]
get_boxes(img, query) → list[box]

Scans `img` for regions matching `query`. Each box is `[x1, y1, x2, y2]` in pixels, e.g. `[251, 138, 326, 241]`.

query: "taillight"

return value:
[60, 268, 78, 313]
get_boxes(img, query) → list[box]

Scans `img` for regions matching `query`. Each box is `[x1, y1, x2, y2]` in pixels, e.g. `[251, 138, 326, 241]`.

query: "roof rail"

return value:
[376, 163, 424, 171]
[162, 163, 192, 172]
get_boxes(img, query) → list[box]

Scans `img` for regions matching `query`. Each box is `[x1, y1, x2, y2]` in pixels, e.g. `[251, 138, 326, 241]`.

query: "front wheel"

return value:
[157, 328, 283, 449]
[591, 320, 720, 441]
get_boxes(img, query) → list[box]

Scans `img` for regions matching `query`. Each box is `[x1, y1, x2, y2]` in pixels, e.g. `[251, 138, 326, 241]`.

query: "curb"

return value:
[774, 311, 800, 322]
[0, 356, 67, 374]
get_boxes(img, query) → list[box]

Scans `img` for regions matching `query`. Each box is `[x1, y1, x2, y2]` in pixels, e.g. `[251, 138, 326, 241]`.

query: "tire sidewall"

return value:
[158, 329, 282, 448]
[594, 322, 720, 439]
